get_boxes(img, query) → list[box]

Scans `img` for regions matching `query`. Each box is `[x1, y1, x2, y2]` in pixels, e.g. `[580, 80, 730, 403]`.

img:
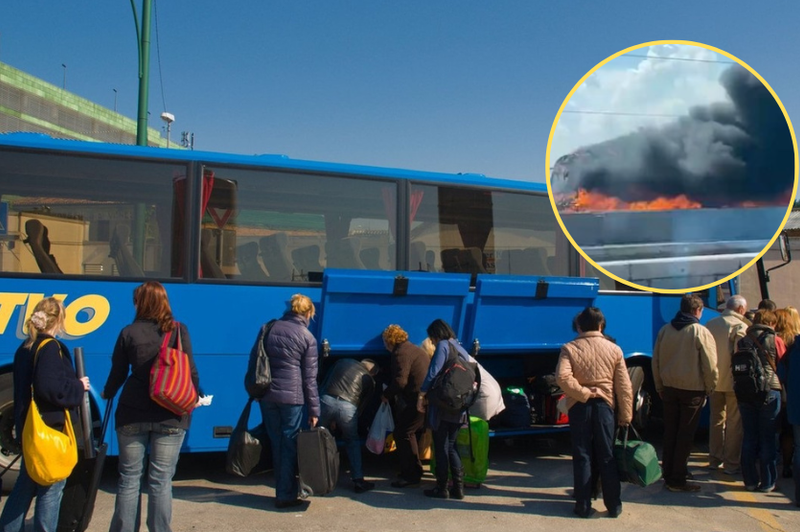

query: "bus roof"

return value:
[0, 132, 547, 194]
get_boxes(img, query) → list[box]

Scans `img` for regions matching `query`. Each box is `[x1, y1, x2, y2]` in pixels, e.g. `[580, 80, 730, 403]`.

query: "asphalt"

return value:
[4, 432, 794, 532]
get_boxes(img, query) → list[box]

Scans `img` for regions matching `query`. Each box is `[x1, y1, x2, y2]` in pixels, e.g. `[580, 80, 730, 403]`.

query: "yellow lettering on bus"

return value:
[63, 295, 110, 337]
[0, 292, 29, 334]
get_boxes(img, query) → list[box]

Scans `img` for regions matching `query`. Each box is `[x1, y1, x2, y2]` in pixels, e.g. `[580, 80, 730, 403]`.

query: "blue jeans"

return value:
[432, 420, 462, 483]
[109, 422, 186, 532]
[0, 459, 66, 532]
[320, 395, 362, 480]
[260, 401, 303, 502]
[569, 399, 621, 513]
[739, 390, 781, 490]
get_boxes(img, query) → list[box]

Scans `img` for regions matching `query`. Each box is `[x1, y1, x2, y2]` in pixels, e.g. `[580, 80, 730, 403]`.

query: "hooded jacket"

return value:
[652, 312, 718, 394]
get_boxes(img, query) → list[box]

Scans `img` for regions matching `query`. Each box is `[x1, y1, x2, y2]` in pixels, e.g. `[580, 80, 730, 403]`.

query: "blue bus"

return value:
[0, 133, 703, 480]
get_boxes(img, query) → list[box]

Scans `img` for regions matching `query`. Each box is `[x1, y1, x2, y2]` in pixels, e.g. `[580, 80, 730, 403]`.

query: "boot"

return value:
[424, 478, 449, 499]
[451, 467, 465, 500]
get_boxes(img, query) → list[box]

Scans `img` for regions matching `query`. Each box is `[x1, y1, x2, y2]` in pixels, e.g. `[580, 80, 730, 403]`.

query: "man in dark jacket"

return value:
[319, 358, 379, 493]
[382, 324, 430, 488]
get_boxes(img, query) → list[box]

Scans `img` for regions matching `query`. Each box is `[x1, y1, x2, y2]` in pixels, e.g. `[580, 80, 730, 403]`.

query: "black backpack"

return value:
[731, 332, 772, 404]
[428, 341, 481, 415]
[244, 320, 277, 399]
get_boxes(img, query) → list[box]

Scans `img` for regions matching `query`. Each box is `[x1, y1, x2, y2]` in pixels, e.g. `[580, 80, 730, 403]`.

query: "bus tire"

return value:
[628, 366, 651, 432]
[0, 372, 20, 491]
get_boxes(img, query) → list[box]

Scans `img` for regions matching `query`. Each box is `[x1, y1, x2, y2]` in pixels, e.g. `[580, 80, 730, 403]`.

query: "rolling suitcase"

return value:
[58, 348, 112, 532]
[297, 426, 339, 496]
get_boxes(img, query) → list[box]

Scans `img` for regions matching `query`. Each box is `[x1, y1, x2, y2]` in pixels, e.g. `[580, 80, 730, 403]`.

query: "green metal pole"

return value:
[135, 0, 152, 147]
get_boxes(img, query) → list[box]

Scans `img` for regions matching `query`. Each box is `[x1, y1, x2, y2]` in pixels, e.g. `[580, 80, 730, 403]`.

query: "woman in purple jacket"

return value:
[259, 293, 320, 509]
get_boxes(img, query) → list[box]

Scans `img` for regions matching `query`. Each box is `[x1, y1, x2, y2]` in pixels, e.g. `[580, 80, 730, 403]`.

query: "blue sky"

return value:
[1, 1, 799, 182]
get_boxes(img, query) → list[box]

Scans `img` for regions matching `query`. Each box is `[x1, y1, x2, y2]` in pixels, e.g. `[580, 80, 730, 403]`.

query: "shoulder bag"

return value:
[150, 322, 198, 416]
[22, 338, 79, 486]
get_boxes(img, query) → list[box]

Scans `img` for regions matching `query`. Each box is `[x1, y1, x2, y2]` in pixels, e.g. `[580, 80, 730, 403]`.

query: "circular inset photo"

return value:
[547, 41, 798, 293]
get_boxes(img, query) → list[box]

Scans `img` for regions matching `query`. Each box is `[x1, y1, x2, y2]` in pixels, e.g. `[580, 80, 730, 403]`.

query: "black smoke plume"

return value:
[552, 65, 794, 206]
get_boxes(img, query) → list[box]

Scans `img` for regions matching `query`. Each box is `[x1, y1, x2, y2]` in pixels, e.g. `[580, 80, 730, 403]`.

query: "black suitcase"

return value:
[297, 427, 339, 496]
[58, 348, 112, 532]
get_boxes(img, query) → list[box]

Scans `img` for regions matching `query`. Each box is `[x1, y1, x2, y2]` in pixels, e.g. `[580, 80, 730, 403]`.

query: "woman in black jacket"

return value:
[102, 281, 201, 532]
[0, 297, 89, 531]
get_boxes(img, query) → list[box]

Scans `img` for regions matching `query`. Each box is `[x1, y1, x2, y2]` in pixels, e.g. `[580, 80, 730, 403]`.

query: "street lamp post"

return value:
[61, 63, 66, 89]
[113, 88, 118, 112]
[131, 0, 153, 147]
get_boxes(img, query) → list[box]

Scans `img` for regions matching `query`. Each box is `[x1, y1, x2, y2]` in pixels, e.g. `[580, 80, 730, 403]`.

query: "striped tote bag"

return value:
[149, 323, 198, 416]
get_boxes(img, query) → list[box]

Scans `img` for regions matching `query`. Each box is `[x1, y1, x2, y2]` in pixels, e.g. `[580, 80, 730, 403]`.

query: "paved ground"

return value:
[2, 434, 799, 532]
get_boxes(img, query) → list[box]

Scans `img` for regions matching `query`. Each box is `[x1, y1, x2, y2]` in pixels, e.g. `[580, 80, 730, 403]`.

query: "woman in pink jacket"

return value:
[556, 307, 633, 519]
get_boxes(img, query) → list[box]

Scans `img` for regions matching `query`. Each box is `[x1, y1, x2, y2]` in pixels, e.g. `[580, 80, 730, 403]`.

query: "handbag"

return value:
[149, 323, 198, 416]
[614, 425, 662, 487]
[365, 402, 394, 455]
[225, 399, 265, 477]
[244, 320, 276, 399]
[22, 339, 79, 486]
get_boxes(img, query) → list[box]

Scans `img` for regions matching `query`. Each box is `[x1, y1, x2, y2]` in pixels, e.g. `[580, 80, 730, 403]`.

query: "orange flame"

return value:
[562, 188, 702, 212]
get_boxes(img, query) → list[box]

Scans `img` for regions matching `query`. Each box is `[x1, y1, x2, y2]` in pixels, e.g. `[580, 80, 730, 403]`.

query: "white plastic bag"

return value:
[366, 402, 395, 455]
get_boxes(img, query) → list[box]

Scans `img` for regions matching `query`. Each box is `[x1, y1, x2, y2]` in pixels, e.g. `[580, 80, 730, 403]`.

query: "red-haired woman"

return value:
[102, 281, 201, 532]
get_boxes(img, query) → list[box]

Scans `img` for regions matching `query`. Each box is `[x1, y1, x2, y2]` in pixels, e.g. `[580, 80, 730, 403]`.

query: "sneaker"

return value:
[707, 461, 723, 470]
[353, 479, 375, 493]
[723, 468, 741, 476]
[745, 485, 757, 492]
[607, 506, 622, 518]
[666, 482, 701, 492]
[756, 484, 776, 493]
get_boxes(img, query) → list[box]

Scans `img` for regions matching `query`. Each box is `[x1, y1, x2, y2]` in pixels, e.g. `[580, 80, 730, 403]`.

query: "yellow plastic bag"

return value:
[22, 397, 78, 486]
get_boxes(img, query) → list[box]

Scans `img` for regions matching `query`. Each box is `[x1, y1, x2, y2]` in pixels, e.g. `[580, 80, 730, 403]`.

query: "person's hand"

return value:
[587, 386, 599, 399]
[416, 394, 426, 413]
[79, 377, 90, 391]
[309, 416, 318, 428]
[618, 421, 630, 428]
[381, 395, 389, 404]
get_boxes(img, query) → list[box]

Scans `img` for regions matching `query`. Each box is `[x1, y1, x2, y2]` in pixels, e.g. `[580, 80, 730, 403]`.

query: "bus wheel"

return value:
[0, 372, 20, 491]
[628, 366, 651, 432]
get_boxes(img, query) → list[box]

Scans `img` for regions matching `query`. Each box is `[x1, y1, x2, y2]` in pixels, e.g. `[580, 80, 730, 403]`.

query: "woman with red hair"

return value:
[102, 281, 201, 532]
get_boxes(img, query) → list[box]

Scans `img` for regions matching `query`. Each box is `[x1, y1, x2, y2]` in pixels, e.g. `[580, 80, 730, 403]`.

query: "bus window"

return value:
[0, 149, 186, 278]
[410, 184, 566, 279]
[201, 166, 396, 282]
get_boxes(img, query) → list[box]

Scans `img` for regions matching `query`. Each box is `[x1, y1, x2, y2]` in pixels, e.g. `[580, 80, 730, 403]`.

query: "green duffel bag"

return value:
[614, 426, 662, 487]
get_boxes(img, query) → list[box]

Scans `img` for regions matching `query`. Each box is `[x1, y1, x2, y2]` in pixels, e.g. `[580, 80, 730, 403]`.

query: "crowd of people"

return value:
[2, 286, 799, 531]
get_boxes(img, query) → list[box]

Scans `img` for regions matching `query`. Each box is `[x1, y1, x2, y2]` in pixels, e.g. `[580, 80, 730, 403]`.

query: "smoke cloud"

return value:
[552, 65, 794, 206]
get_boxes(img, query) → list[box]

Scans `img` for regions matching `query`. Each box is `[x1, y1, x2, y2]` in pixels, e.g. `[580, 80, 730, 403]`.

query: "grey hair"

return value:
[727, 295, 747, 311]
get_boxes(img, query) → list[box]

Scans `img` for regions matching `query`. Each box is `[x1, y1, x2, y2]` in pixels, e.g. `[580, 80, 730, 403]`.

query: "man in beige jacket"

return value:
[705, 295, 749, 475]
[652, 294, 718, 492]
[557, 307, 633, 518]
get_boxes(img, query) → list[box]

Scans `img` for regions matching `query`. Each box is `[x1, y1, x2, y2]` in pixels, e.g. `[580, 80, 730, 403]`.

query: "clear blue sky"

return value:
[1, 1, 798, 182]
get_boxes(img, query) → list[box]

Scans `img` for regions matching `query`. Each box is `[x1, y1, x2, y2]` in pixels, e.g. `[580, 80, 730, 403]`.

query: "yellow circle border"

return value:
[545, 39, 799, 295]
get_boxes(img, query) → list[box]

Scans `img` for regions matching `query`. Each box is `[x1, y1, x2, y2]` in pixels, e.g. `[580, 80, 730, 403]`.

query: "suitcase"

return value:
[58, 348, 112, 532]
[430, 416, 490, 487]
[614, 426, 662, 487]
[297, 427, 339, 496]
